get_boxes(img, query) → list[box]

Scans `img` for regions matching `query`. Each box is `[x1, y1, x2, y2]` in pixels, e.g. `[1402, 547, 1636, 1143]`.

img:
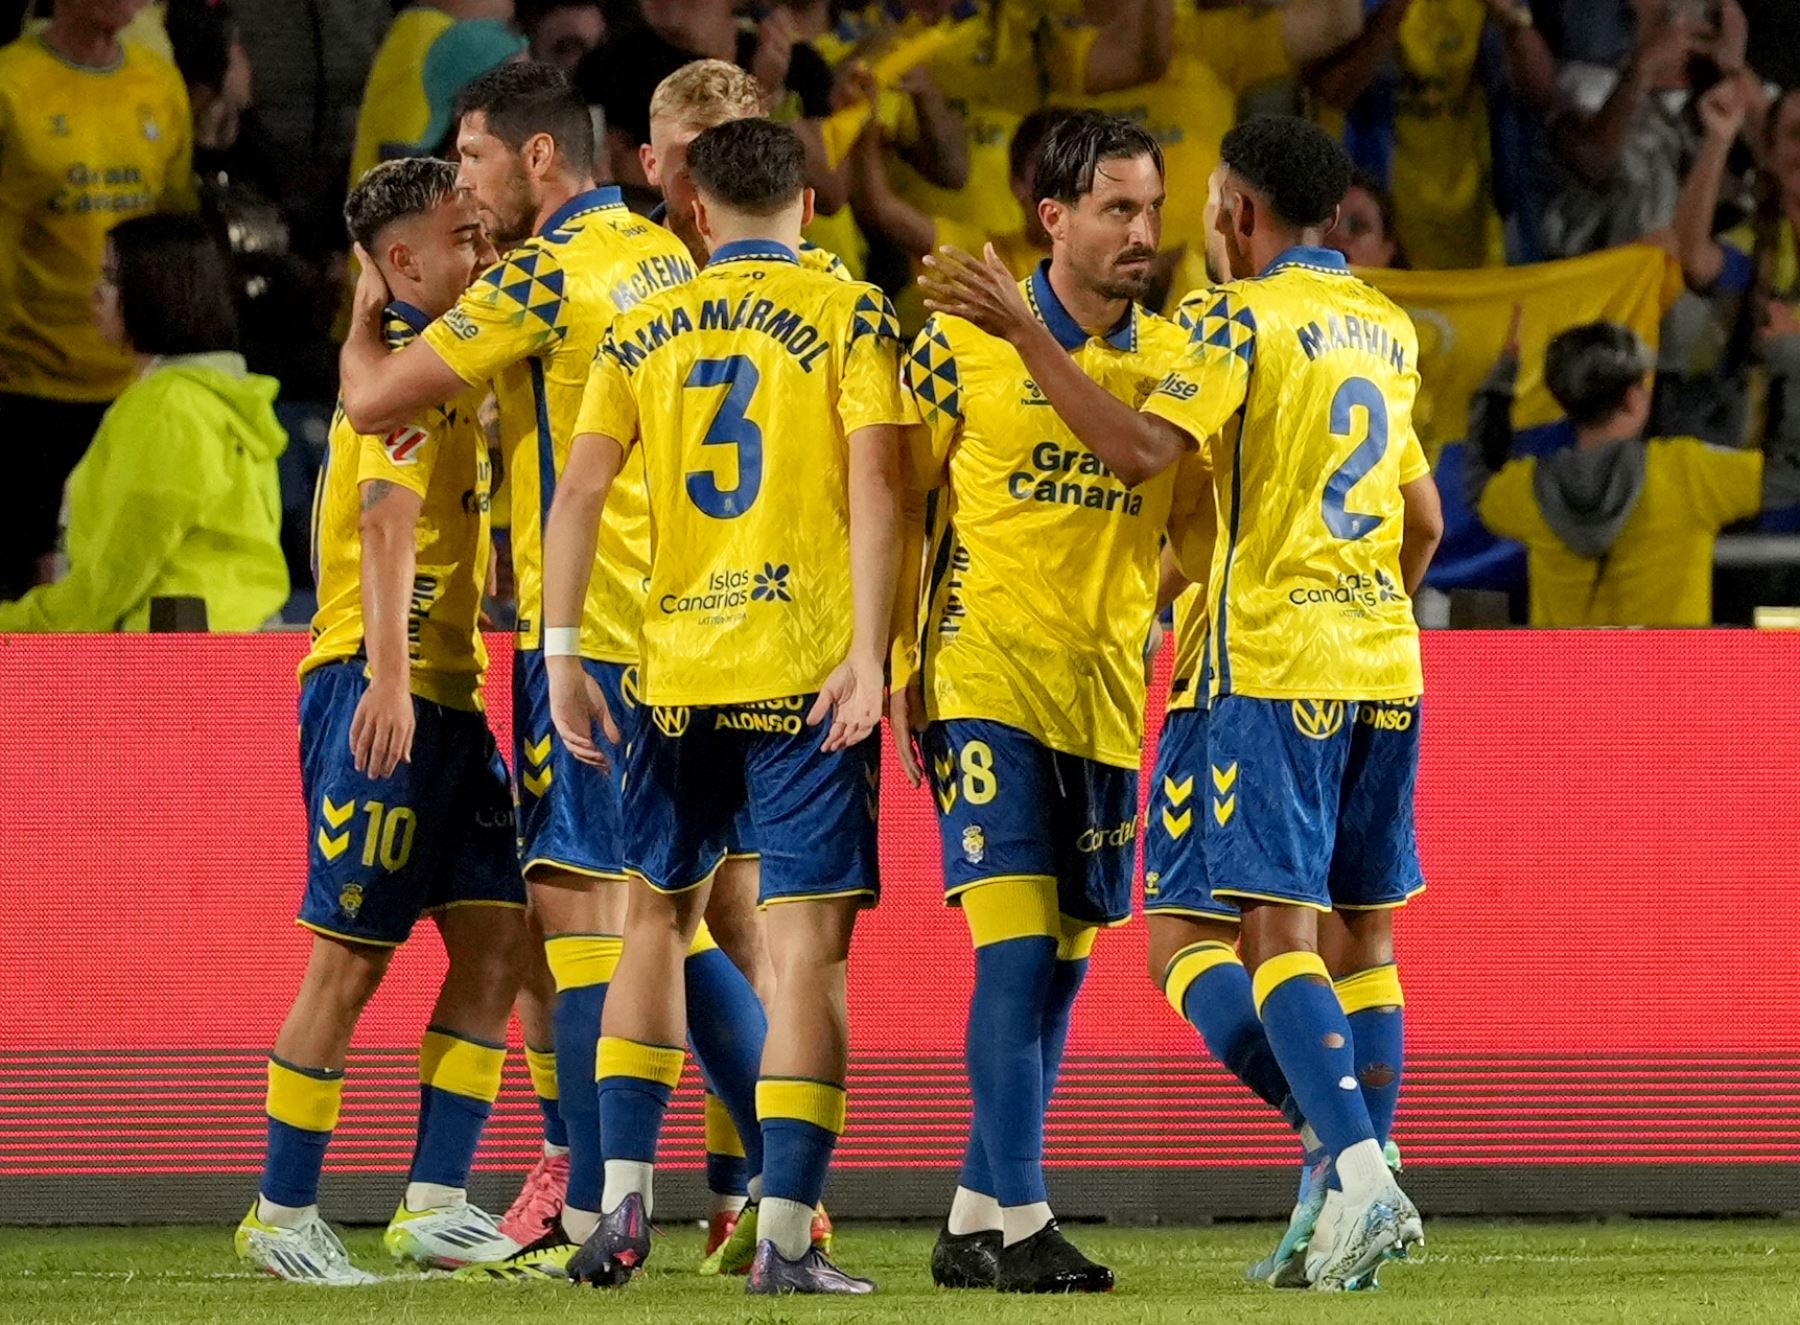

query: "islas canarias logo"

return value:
[660, 564, 794, 617]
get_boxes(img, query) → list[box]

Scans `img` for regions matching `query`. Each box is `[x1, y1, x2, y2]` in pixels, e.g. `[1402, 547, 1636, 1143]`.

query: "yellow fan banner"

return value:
[1364, 245, 1684, 461]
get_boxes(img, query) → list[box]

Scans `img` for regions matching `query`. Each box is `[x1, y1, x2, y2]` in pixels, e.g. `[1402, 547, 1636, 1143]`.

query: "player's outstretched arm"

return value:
[541, 430, 625, 770]
[351, 479, 424, 779]
[920, 245, 1195, 486]
[1399, 472, 1444, 597]
[811, 422, 904, 755]
[340, 245, 474, 436]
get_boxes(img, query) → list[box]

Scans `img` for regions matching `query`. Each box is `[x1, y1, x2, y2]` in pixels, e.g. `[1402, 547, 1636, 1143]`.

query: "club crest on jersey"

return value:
[338, 884, 365, 919]
[1291, 700, 1346, 741]
[138, 106, 160, 141]
[383, 424, 429, 465]
[961, 824, 986, 865]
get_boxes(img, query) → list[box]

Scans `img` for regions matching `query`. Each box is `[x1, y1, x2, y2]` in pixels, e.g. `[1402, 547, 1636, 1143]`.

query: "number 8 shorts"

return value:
[296, 661, 524, 947]
[922, 719, 1137, 927]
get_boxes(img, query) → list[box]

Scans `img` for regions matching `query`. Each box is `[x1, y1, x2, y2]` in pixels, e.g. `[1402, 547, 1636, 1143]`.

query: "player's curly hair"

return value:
[1545, 322, 1654, 428]
[686, 118, 807, 217]
[1032, 110, 1163, 205]
[649, 59, 765, 134]
[343, 157, 461, 252]
[1219, 115, 1352, 229]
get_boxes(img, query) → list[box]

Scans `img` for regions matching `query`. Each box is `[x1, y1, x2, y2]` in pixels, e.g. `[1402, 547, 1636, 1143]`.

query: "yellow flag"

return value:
[1364, 245, 1683, 461]
[819, 24, 958, 166]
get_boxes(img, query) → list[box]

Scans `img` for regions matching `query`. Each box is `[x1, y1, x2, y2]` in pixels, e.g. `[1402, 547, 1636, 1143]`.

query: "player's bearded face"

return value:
[455, 116, 539, 248]
[1065, 155, 1163, 303]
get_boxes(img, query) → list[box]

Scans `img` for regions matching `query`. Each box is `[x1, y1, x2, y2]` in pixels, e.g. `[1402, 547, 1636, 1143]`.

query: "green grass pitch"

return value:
[7, 1221, 1800, 1324]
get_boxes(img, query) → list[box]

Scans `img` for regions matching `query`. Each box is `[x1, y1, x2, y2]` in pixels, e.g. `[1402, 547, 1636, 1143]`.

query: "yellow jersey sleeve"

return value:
[1476, 458, 1539, 543]
[1141, 287, 1256, 448]
[839, 289, 912, 434]
[1399, 428, 1431, 485]
[423, 244, 568, 387]
[574, 334, 640, 449]
[901, 316, 962, 488]
[1667, 437, 1763, 528]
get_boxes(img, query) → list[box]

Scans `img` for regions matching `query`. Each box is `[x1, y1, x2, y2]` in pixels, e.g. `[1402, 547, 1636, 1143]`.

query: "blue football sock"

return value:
[683, 927, 767, 1177]
[596, 1038, 684, 1168]
[1254, 953, 1376, 1163]
[758, 1078, 845, 1208]
[1337, 964, 1405, 1148]
[544, 935, 621, 1213]
[260, 1057, 341, 1208]
[966, 933, 1057, 1207]
[410, 1027, 505, 1190]
[1165, 942, 1301, 1126]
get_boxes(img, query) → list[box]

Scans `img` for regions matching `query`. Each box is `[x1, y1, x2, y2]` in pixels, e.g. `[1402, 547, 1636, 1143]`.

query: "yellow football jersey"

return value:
[422, 188, 696, 659]
[1388, 0, 1497, 271]
[574, 240, 912, 707]
[902, 264, 1206, 769]
[1050, 5, 1291, 255]
[1147, 247, 1431, 703]
[1166, 584, 1209, 715]
[304, 302, 494, 711]
[0, 32, 195, 401]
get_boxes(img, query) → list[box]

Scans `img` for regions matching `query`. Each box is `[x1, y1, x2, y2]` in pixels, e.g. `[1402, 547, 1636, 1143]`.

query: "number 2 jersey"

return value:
[574, 239, 912, 707]
[421, 188, 696, 659]
[1146, 246, 1431, 703]
[900, 266, 1207, 770]
[304, 301, 493, 711]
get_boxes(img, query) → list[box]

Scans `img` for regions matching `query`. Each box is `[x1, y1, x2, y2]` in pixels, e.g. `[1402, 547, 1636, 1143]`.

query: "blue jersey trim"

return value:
[386, 299, 432, 334]
[1260, 245, 1351, 277]
[1028, 260, 1137, 352]
[1212, 406, 1248, 697]
[540, 187, 625, 235]
[530, 357, 555, 540]
[708, 239, 802, 267]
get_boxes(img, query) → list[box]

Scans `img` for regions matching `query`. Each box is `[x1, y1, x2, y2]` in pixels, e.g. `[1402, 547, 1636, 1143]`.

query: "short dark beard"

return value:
[1095, 270, 1153, 303]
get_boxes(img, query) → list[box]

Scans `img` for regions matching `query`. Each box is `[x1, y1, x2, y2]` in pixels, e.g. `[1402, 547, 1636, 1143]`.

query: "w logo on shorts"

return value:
[1291, 700, 1346, 740]
[653, 706, 691, 738]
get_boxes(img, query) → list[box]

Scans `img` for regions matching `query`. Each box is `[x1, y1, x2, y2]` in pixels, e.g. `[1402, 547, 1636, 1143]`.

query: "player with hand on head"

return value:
[898, 109, 1209, 1293]
[337, 63, 767, 1283]
[542, 116, 908, 1295]
[923, 114, 1442, 1291]
[236, 156, 527, 1284]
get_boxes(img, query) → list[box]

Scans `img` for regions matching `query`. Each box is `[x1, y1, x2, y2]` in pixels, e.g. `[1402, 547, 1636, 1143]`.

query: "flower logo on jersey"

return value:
[1291, 700, 1346, 741]
[338, 884, 364, 919]
[751, 563, 792, 603]
[653, 705, 691, 738]
[961, 825, 986, 866]
[1376, 570, 1403, 603]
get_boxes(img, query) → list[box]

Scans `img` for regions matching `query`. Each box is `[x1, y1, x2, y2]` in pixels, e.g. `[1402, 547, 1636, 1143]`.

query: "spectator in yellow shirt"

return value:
[1467, 318, 1798, 627]
[0, 0, 195, 600]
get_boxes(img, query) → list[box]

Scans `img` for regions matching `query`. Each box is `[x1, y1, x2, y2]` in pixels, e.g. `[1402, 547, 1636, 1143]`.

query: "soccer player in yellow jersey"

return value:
[541, 118, 907, 1294]
[897, 111, 1206, 1294]
[924, 116, 1445, 1291]
[0, 0, 196, 598]
[640, 56, 851, 1269]
[236, 158, 527, 1286]
[337, 64, 766, 1279]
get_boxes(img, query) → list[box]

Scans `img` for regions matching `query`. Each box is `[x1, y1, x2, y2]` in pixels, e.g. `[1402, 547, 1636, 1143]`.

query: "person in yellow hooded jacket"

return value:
[0, 212, 288, 632]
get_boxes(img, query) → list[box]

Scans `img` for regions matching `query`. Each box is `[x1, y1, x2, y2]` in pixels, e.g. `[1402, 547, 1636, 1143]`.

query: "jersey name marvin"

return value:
[1296, 311, 1409, 374]
[602, 296, 835, 375]
[1008, 440, 1145, 516]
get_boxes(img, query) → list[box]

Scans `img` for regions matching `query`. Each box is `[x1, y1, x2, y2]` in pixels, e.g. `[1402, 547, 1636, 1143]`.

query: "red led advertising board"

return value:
[2, 632, 1797, 1221]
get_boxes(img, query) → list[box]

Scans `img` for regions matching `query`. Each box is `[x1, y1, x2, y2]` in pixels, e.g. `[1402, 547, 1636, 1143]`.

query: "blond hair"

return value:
[648, 59, 766, 135]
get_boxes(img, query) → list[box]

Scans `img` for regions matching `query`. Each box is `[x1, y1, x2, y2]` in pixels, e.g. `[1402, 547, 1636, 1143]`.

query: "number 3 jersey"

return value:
[900, 266, 1207, 771]
[573, 239, 913, 707]
[1148, 246, 1431, 703]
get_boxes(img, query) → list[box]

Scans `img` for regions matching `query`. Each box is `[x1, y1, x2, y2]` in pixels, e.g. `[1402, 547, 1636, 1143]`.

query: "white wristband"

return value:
[543, 627, 581, 658]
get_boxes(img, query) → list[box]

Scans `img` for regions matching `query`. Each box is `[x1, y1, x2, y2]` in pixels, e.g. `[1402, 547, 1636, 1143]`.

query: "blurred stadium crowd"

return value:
[5, 0, 1800, 631]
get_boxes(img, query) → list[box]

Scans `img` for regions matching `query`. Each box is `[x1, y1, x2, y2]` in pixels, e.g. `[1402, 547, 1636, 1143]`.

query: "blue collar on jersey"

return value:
[649, 200, 668, 225]
[385, 300, 432, 334]
[884, 0, 976, 19]
[539, 186, 624, 236]
[1028, 259, 1137, 353]
[708, 238, 801, 267]
[1261, 245, 1350, 276]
